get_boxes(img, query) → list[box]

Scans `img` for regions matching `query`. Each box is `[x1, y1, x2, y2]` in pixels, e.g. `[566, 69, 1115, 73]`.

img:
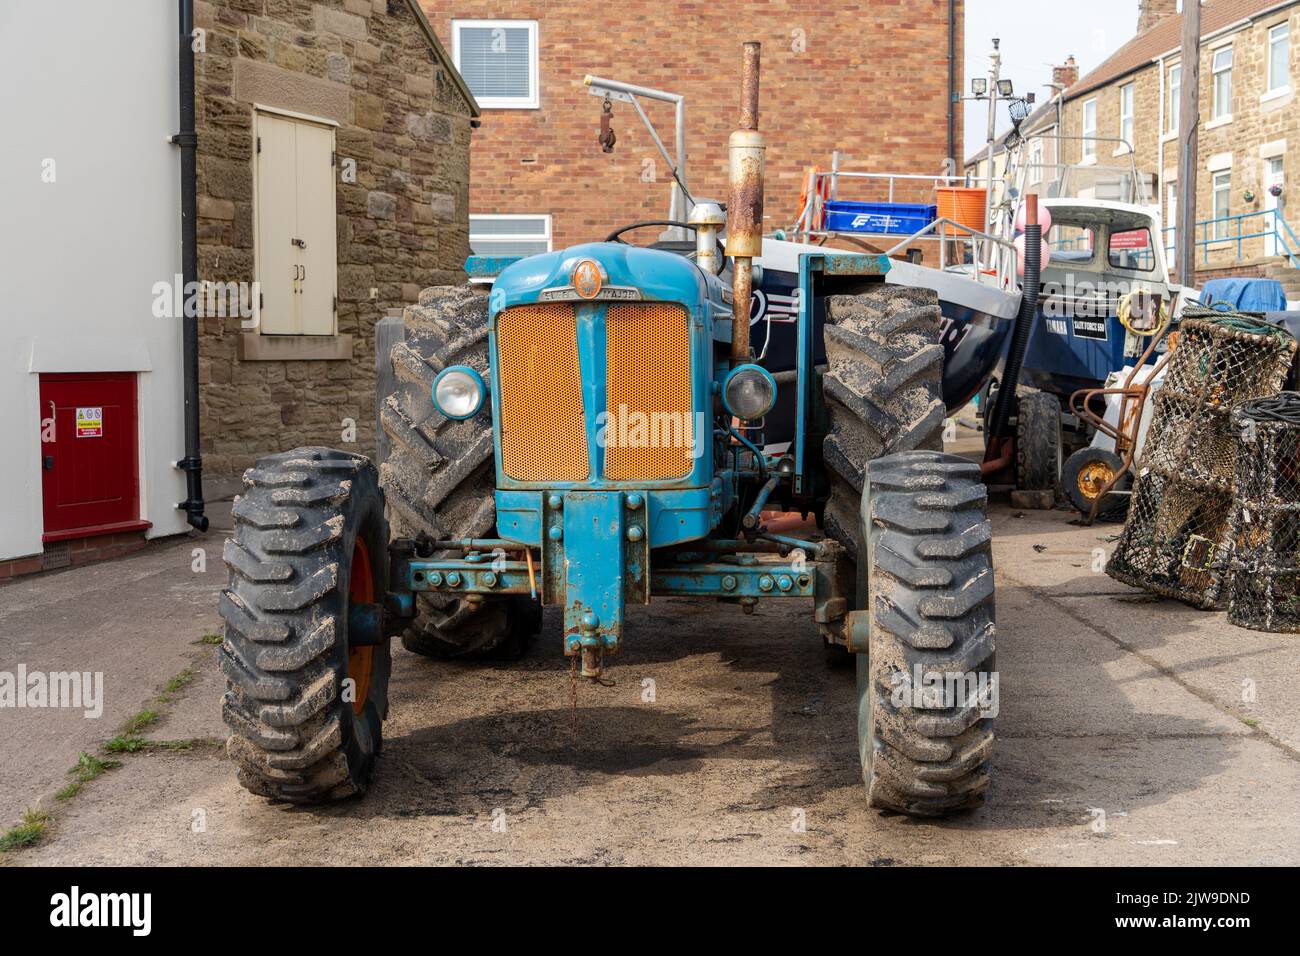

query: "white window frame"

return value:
[469, 214, 553, 256]
[1266, 22, 1291, 97]
[1082, 98, 1097, 159]
[451, 19, 540, 110]
[1028, 138, 1043, 185]
[1211, 170, 1231, 240]
[1167, 63, 1181, 135]
[1118, 82, 1134, 152]
[1211, 45, 1233, 121]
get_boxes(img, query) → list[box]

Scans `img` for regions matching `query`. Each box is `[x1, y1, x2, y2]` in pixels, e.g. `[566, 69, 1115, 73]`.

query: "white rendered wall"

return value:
[0, 1, 188, 560]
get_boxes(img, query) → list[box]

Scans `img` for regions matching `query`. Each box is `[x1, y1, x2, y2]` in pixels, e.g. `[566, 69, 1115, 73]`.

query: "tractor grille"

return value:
[605, 303, 693, 481]
[493, 301, 693, 483]
[495, 303, 590, 481]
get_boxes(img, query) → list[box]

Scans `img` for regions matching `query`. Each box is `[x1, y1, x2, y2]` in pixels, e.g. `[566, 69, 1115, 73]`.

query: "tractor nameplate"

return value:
[539, 285, 642, 302]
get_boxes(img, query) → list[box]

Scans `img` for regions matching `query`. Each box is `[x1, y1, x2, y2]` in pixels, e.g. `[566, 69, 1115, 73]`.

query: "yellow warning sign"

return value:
[75, 407, 103, 438]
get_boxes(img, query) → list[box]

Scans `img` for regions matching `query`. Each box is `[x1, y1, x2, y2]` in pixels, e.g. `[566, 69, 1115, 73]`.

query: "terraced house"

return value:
[1056, 0, 1300, 290]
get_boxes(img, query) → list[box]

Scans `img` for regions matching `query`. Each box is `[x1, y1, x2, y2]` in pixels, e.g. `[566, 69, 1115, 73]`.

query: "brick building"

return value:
[1054, 0, 1299, 285]
[418, 1, 965, 253]
[194, 0, 478, 475]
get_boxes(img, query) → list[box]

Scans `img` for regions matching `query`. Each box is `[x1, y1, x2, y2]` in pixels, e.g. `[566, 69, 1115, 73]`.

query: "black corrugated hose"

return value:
[990, 222, 1043, 439]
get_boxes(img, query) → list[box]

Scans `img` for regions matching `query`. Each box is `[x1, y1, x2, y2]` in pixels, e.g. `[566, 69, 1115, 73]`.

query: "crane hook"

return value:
[598, 97, 616, 153]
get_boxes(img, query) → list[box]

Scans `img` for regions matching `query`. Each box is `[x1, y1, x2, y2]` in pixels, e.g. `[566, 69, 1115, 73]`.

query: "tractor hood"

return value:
[488, 241, 718, 314]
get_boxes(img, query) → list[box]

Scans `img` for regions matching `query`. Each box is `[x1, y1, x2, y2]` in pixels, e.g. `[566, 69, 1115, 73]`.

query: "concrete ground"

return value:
[2, 432, 1297, 865]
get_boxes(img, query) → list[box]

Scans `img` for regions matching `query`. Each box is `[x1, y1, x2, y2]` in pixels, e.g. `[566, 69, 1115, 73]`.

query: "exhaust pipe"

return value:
[726, 41, 764, 366]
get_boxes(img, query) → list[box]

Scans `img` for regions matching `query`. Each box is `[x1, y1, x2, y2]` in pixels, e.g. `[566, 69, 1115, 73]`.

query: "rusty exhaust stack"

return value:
[726, 41, 764, 365]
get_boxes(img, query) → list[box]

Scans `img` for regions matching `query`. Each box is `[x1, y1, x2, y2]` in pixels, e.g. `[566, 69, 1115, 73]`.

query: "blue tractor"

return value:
[219, 43, 997, 816]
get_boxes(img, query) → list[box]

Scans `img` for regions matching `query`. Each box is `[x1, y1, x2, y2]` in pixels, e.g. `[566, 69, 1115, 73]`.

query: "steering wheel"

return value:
[603, 220, 727, 275]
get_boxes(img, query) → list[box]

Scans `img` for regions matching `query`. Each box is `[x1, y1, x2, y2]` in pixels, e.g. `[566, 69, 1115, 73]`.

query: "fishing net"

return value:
[1106, 307, 1296, 608]
[1226, 393, 1300, 632]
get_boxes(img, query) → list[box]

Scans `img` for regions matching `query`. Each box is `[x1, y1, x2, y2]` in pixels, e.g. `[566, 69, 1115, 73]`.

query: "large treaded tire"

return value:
[858, 451, 996, 816]
[1015, 390, 1063, 493]
[219, 448, 390, 803]
[378, 285, 539, 659]
[821, 286, 947, 560]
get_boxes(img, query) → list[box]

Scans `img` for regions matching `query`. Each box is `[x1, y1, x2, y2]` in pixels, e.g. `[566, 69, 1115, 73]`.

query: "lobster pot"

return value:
[1227, 395, 1300, 632]
[1106, 311, 1296, 608]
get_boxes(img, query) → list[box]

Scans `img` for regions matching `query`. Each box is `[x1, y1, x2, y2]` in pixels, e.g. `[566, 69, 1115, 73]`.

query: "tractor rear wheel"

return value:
[219, 448, 390, 802]
[857, 451, 997, 816]
[821, 286, 947, 560]
[379, 285, 540, 660]
[819, 285, 947, 660]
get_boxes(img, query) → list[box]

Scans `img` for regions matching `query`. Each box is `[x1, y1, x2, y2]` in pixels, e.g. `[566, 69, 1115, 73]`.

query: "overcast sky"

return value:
[963, 0, 1142, 159]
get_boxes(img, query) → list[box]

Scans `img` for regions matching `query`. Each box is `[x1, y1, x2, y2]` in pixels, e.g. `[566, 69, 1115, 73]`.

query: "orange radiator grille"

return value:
[495, 303, 590, 481]
[605, 303, 693, 481]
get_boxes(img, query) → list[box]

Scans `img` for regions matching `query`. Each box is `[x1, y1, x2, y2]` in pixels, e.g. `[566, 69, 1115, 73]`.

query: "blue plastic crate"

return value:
[824, 200, 936, 236]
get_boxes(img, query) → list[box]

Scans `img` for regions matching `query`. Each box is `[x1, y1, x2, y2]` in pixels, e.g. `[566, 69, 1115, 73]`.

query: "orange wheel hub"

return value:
[1077, 461, 1115, 500]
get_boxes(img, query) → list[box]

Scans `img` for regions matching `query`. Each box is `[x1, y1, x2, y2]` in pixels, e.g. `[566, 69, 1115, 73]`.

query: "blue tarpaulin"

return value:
[1199, 278, 1288, 312]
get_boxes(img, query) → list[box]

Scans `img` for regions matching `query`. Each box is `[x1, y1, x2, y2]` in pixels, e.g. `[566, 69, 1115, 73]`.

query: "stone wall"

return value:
[193, 0, 475, 475]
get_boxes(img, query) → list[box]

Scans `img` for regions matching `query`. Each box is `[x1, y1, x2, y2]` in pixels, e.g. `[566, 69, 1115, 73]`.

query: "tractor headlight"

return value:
[722, 364, 777, 421]
[432, 365, 486, 420]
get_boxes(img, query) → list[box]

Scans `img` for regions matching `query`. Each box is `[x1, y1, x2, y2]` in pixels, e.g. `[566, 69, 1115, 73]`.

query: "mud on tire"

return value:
[857, 451, 996, 816]
[378, 285, 539, 659]
[219, 448, 390, 803]
[821, 286, 947, 560]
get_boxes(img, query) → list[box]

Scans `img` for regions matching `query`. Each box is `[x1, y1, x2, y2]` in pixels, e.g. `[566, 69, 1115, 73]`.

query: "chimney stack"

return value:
[1052, 56, 1079, 91]
[1138, 0, 1180, 33]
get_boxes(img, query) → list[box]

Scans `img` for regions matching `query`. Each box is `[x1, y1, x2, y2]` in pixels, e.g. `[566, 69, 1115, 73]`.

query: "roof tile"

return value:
[1066, 0, 1294, 100]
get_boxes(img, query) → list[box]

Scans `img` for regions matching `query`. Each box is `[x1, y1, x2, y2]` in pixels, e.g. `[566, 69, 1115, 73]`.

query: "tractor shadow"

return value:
[349, 564, 1242, 831]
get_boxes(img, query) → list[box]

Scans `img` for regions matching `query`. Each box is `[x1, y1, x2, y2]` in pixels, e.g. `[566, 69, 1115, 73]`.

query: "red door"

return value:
[39, 373, 145, 540]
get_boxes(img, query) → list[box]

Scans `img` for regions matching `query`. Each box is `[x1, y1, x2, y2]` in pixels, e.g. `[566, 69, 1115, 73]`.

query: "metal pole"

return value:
[1177, 0, 1200, 287]
[675, 97, 688, 222]
[984, 40, 1002, 266]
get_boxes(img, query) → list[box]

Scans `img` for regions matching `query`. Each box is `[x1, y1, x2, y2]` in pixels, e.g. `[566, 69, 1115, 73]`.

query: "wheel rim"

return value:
[347, 537, 375, 717]
[1077, 461, 1115, 501]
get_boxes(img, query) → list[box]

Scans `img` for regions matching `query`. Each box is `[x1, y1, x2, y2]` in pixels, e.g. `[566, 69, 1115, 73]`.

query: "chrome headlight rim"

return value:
[432, 365, 486, 420]
[721, 363, 778, 421]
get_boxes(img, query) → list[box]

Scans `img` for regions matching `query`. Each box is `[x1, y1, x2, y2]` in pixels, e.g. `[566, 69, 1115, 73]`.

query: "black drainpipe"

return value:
[946, 0, 957, 172]
[174, 0, 208, 531]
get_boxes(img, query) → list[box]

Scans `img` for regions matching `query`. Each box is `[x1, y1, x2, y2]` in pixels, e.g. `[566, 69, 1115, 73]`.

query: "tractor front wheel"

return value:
[856, 451, 996, 816]
[219, 448, 391, 802]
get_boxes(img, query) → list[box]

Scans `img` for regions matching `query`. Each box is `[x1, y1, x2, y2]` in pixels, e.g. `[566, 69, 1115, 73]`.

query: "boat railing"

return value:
[880, 217, 1020, 293]
[1014, 136, 1151, 206]
[792, 169, 995, 235]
